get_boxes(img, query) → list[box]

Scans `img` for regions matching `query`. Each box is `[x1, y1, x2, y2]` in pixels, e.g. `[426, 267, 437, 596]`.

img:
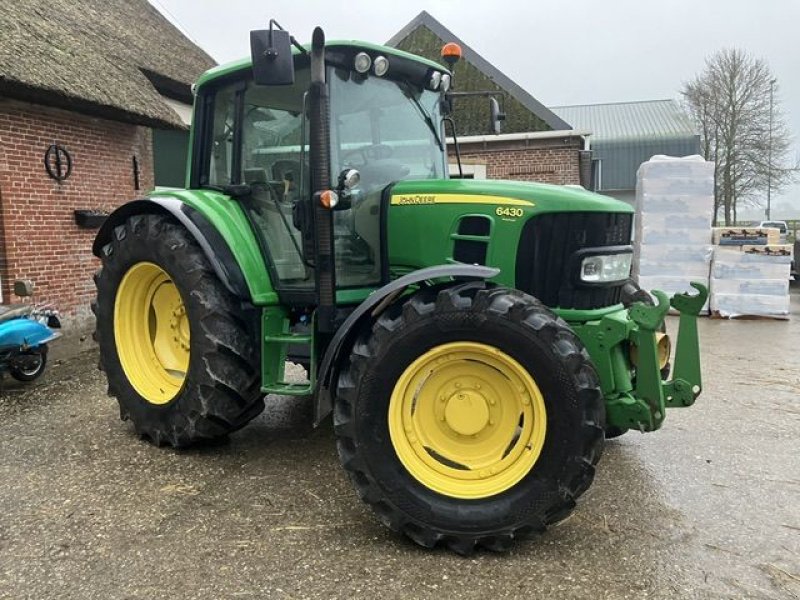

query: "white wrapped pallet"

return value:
[709, 245, 791, 319]
[638, 178, 714, 196]
[637, 258, 713, 279]
[634, 244, 713, 264]
[636, 212, 712, 230]
[638, 227, 713, 246]
[712, 227, 782, 246]
[633, 156, 714, 313]
[637, 194, 714, 215]
[710, 294, 789, 319]
[711, 246, 792, 280]
[711, 279, 789, 296]
[711, 261, 791, 281]
[636, 154, 717, 180]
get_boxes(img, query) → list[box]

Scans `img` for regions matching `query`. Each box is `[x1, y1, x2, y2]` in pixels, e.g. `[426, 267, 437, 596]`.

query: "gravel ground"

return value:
[1, 288, 798, 600]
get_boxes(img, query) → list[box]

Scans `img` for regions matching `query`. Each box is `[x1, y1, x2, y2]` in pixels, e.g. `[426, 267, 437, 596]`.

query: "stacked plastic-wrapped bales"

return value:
[710, 240, 791, 319]
[633, 156, 714, 312]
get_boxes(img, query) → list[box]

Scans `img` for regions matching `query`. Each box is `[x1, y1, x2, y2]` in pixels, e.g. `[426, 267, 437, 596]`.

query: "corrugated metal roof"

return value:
[550, 100, 697, 142]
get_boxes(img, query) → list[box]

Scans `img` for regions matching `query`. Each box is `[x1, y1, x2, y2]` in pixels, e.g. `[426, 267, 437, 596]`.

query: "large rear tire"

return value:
[334, 282, 604, 553]
[93, 213, 264, 447]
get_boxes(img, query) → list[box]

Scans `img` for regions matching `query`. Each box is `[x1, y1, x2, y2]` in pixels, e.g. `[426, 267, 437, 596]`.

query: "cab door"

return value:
[197, 69, 315, 297]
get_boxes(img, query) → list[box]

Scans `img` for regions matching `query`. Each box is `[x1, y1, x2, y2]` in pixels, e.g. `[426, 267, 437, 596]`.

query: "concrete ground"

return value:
[1, 289, 798, 600]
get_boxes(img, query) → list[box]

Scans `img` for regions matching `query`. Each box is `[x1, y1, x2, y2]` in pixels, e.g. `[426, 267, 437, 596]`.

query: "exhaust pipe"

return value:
[308, 26, 337, 332]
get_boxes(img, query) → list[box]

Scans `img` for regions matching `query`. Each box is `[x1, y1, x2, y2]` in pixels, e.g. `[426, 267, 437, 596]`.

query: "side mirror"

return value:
[489, 97, 506, 134]
[337, 168, 360, 192]
[250, 27, 295, 86]
[13, 280, 34, 297]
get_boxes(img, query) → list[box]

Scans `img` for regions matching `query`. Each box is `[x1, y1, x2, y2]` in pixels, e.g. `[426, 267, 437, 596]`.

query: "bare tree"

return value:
[681, 48, 795, 225]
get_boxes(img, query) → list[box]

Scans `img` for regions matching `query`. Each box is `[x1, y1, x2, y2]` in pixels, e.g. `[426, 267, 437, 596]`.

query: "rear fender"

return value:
[92, 198, 251, 301]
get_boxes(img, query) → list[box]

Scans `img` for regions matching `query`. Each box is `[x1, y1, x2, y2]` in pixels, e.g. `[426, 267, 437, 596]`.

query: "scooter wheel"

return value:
[9, 347, 47, 382]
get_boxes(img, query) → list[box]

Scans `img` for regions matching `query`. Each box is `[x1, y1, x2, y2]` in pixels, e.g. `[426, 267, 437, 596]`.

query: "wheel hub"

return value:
[444, 390, 489, 436]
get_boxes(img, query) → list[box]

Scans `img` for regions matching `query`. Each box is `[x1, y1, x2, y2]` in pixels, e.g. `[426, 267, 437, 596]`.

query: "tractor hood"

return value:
[383, 177, 634, 290]
[389, 179, 633, 214]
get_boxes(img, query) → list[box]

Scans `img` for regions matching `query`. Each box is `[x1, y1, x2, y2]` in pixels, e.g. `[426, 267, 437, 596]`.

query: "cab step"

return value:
[261, 309, 314, 396]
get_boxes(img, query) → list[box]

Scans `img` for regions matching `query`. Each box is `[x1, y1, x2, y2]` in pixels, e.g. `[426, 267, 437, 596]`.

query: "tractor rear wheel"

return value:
[334, 282, 604, 553]
[93, 213, 264, 447]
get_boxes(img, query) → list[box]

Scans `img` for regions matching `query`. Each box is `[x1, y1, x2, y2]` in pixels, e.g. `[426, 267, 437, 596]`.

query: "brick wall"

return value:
[449, 136, 583, 185]
[0, 99, 154, 323]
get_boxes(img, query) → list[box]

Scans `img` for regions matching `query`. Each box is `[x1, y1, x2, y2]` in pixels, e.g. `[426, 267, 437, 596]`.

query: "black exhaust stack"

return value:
[308, 27, 337, 332]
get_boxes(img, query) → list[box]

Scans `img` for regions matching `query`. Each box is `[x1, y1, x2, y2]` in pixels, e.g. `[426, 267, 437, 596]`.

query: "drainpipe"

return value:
[578, 133, 593, 190]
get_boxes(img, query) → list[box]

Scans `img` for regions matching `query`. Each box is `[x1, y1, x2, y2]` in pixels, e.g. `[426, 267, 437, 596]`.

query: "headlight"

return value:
[354, 52, 371, 74]
[580, 252, 632, 283]
[373, 55, 389, 77]
[429, 71, 442, 90]
[440, 73, 451, 92]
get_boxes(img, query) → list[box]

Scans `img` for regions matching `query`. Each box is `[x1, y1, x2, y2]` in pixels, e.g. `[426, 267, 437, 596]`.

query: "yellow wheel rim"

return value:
[388, 342, 547, 499]
[114, 262, 189, 405]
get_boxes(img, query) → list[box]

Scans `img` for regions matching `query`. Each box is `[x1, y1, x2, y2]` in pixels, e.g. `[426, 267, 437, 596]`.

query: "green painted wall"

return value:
[153, 128, 190, 188]
[392, 25, 551, 136]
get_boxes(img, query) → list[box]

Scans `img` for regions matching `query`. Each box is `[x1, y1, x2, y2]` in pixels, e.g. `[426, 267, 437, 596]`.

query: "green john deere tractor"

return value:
[92, 23, 707, 553]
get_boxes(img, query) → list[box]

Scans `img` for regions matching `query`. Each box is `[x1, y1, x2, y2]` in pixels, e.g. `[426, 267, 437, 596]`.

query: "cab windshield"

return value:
[329, 67, 446, 191]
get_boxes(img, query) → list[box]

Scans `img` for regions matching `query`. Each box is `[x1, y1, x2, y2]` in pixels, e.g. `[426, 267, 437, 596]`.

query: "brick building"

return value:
[0, 0, 214, 325]
[388, 12, 591, 187]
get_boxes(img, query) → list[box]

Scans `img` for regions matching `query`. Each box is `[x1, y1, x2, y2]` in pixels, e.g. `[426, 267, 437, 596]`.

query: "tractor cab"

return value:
[190, 35, 450, 306]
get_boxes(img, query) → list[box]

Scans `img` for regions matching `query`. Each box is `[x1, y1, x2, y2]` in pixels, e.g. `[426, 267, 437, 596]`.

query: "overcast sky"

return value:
[149, 0, 800, 219]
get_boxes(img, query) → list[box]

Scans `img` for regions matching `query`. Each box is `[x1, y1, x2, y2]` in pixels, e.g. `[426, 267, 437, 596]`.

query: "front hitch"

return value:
[625, 282, 708, 430]
[628, 289, 670, 418]
[573, 282, 708, 434]
[663, 282, 707, 408]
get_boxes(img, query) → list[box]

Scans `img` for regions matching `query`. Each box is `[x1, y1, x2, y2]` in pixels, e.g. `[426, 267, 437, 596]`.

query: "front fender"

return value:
[313, 264, 500, 426]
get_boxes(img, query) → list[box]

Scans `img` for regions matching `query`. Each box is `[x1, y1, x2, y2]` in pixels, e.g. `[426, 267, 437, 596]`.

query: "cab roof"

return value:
[196, 40, 448, 88]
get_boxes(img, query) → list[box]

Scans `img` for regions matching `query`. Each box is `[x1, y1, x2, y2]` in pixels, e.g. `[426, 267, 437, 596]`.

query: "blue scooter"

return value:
[0, 280, 61, 382]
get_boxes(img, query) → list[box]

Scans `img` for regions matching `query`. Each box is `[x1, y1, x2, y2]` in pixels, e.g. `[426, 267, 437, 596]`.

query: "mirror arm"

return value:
[268, 19, 308, 55]
[443, 116, 462, 179]
[289, 36, 308, 55]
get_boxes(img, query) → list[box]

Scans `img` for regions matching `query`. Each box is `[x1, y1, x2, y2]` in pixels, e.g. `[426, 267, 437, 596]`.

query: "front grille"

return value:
[515, 212, 633, 309]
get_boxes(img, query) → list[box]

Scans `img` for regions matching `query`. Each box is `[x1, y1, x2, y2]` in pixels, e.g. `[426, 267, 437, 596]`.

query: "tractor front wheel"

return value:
[334, 282, 604, 553]
[93, 214, 264, 447]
